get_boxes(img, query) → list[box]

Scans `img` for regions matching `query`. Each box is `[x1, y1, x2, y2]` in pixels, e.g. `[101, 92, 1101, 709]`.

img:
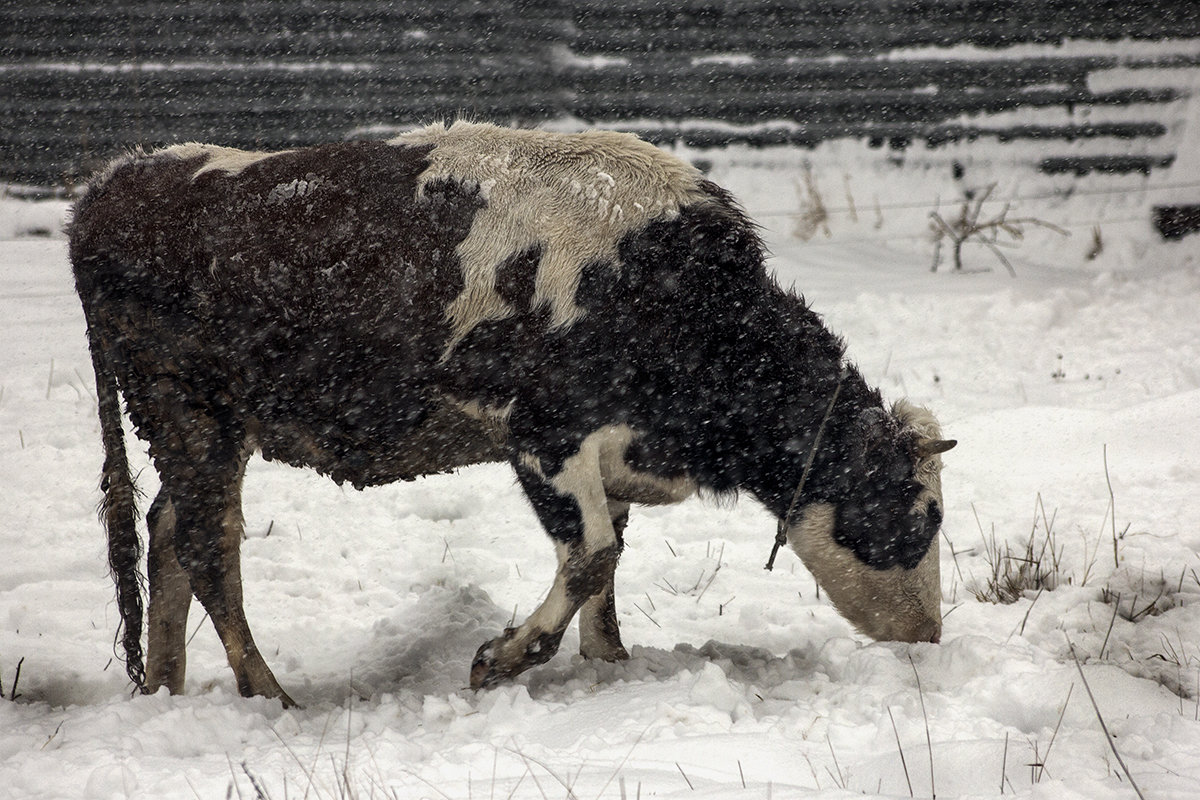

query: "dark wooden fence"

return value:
[2, 1, 1198, 187]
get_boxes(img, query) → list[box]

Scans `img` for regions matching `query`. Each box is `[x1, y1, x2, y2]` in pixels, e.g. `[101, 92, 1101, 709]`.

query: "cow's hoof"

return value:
[236, 680, 299, 709]
[470, 628, 518, 690]
[580, 642, 629, 662]
[469, 628, 564, 689]
[470, 640, 503, 690]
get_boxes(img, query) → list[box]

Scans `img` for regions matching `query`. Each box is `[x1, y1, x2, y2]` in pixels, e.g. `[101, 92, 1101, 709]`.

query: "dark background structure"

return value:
[3, 0, 1199, 188]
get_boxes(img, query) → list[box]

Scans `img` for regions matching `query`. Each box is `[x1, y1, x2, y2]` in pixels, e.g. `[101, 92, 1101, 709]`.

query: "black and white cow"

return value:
[70, 121, 955, 706]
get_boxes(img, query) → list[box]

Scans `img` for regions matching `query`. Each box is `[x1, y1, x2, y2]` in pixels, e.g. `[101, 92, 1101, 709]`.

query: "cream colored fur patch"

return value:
[444, 395, 514, 441]
[161, 143, 292, 178]
[396, 122, 711, 354]
[591, 424, 697, 506]
[547, 424, 697, 553]
[788, 502, 942, 643]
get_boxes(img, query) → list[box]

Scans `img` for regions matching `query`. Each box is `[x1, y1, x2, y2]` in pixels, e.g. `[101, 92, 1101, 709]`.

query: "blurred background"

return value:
[3, 0, 1198, 218]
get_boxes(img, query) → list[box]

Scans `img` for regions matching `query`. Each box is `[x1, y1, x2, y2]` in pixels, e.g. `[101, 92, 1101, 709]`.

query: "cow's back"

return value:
[70, 139, 481, 345]
[69, 123, 735, 487]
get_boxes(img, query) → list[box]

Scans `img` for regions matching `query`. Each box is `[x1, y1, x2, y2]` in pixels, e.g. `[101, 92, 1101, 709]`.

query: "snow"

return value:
[2, 125, 1200, 800]
[886, 38, 1200, 63]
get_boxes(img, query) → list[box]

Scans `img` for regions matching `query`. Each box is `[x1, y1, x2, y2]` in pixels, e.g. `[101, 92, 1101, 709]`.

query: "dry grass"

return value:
[792, 165, 831, 241]
[969, 496, 1075, 604]
[1103, 565, 1200, 704]
[1066, 636, 1148, 800]
[1101, 566, 1193, 623]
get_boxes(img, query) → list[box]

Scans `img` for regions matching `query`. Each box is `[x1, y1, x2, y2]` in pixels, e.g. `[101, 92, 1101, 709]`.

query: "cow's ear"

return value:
[914, 438, 957, 459]
[855, 407, 892, 452]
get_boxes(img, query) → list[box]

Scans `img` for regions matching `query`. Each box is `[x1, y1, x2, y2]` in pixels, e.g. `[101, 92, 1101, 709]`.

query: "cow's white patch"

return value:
[517, 451, 546, 479]
[395, 122, 711, 355]
[551, 425, 697, 534]
[593, 424, 697, 506]
[550, 429, 620, 558]
[788, 502, 942, 643]
[160, 143, 291, 178]
[521, 541, 574, 635]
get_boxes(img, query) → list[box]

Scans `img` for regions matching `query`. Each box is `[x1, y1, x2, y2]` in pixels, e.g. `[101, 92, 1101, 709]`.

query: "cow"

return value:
[70, 121, 955, 707]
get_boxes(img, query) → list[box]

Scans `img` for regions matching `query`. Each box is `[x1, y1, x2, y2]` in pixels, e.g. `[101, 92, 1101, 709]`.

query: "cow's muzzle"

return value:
[786, 502, 942, 644]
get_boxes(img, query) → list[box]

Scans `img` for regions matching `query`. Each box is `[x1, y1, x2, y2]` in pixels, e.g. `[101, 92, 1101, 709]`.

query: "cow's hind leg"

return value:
[471, 440, 621, 689]
[144, 490, 191, 695]
[577, 499, 630, 662]
[155, 414, 295, 707]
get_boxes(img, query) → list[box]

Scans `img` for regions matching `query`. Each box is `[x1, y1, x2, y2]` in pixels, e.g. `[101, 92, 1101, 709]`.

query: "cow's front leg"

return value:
[470, 444, 621, 689]
[577, 499, 630, 661]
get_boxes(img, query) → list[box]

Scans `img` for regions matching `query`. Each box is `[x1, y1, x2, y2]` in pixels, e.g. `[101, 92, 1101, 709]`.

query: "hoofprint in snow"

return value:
[2, 131, 1200, 799]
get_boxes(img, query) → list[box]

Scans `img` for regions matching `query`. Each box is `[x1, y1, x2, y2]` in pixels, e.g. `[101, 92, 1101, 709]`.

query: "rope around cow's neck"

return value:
[765, 367, 847, 571]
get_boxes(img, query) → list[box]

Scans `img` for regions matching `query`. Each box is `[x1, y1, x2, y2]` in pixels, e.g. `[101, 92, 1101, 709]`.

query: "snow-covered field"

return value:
[2, 117, 1200, 799]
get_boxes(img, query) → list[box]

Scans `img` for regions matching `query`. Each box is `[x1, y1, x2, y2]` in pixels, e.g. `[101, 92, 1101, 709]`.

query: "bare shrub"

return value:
[929, 183, 1068, 276]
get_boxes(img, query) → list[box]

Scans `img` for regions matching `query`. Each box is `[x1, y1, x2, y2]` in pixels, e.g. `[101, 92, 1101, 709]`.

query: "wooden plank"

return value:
[561, 56, 1111, 91]
[566, 86, 1181, 124]
[1040, 154, 1177, 175]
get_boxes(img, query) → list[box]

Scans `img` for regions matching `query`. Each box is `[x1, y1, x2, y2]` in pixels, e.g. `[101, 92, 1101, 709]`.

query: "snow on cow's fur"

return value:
[69, 121, 955, 706]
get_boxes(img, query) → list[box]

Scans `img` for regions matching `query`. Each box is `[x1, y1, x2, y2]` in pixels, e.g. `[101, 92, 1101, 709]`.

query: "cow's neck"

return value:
[681, 289, 884, 522]
[752, 368, 879, 522]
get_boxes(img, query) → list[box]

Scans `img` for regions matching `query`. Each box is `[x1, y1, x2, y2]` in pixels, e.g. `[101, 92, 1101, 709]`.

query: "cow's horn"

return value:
[916, 438, 957, 458]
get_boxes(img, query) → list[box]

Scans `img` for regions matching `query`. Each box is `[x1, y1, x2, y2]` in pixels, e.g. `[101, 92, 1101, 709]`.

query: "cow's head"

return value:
[787, 401, 955, 643]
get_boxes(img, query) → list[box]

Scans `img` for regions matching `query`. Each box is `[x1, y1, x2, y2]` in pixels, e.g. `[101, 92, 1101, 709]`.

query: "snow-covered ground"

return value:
[2, 121, 1199, 799]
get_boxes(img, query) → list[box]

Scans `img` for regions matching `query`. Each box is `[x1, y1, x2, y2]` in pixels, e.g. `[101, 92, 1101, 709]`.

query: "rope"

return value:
[765, 367, 847, 571]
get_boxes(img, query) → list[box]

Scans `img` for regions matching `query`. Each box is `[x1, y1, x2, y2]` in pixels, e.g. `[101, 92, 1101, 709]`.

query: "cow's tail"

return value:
[83, 311, 147, 692]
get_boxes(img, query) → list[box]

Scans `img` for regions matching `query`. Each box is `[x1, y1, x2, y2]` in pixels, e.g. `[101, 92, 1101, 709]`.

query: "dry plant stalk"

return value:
[842, 174, 858, 223]
[1085, 225, 1104, 261]
[1103, 444, 1119, 569]
[1, 657, 24, 701]
[887, 706, 914, 797]
[792, 166, 830, 241]
[908, 656, 936, 799]
[1065, 636, 1148, 800]
[929, 183, 1068, 276]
